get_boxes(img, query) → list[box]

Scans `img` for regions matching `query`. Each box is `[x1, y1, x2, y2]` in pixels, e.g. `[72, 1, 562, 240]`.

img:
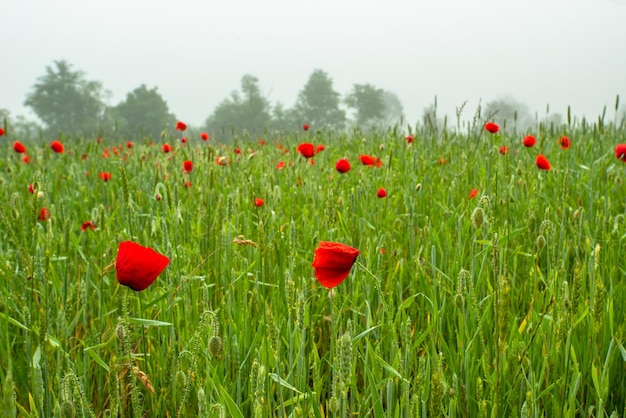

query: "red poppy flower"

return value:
[126, 141, 133, 148]
[234, 147, 242, 155]
[439, 158, 447, 165]
[258, 139, 266, 146]
[163, 143, 172, 153]
[311, 241, 360, 289]
[615, 144, 626, 161]
[559, 136, 570, 149]
[51, 140, 64, 153]
[469, 188, 478, 199]
[200, 132, 209, 141]
[499, 146, 509, 155]
[81, 220, 97, 231]
[406, 135, 414, 144]
[254, 198, 264, 207]
[98, 172, 112, 182]
[297, 143, 315, 158]
[536, 154, 551, 170]
[175, 121, 187, 131]
[484, 122, 499, 134]
[97, 137, 102, 144]
[115, 241, 170, 291]
[360, 155, 376, 166]
[0, 127, 5, 136]
[216, 156, 229, 166]
[276, 161, 285, 170]
[303, 123, 310, 131]
[316, 144, 325, 153]
[22, 155, 30, 164]
[184, 181, 192, 188]
[377, 188, 387, 198]
[181, 137, 187, 144]
[28, 184, 35, 194]
[38, 207, 50, 222]
[335, 159, 351, 173]
[523, 135, 536, 147]
[13, 141, 27, 154]
[183, 160, 193, 173]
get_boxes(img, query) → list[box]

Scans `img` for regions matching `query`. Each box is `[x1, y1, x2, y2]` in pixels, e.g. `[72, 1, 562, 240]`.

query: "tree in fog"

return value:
[345, 83, 386, 128]
[268, 102, 298, 132]
[381, 91, 404, 126]
[0, 108, 41, 140]
[483, 96, 534, 132]
[204, 74, 272, 139]
[421, 103, 444, 133]
[292, 69, 344, 130]
[24, 60, 107, 136]
[109, 84, 175, 140]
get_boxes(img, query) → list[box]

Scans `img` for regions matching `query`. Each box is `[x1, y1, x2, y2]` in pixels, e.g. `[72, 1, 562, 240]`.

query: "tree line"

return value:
[2, 59, 590, 141]
[2, 60, 405, 141]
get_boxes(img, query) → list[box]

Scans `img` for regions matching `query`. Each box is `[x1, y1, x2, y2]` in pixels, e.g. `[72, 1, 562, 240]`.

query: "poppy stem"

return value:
[355, 261, 388, 320]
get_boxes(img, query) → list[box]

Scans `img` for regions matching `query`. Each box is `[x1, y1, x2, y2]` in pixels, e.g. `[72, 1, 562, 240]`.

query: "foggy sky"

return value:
[3, 0, 625, 128]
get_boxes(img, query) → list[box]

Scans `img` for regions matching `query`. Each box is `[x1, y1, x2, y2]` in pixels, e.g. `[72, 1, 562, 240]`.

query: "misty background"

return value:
[2, 0, 625, 139]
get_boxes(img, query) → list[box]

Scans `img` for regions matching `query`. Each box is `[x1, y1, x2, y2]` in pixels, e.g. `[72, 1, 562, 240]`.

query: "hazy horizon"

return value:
[3, 0, 625, 128]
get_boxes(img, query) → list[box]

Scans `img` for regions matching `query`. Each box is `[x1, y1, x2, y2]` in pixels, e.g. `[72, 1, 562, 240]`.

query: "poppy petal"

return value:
[116, 241, 170, 291]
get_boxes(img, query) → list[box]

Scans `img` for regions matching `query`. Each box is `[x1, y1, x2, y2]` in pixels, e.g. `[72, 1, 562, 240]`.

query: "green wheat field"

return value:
[1, 111, 626, 417]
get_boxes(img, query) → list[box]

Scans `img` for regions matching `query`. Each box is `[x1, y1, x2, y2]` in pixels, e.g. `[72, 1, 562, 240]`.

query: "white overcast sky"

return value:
[2, 0, 625, 127]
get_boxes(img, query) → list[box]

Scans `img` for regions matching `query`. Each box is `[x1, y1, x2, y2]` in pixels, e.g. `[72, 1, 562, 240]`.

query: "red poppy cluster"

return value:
[116, 241, 170, 291]
[536, 154, 551, 170]
[360, 155, 382, 167]
[523, 135, 536, 148]
[311, 241, 360, 288]
[51, 140, 64, 153]
[13, 141, 27, 154]
[297, 143, 315, 158]
[38, 207, 50, 222]
[98, 172, 112, 182]
[485, 122, 499, 134]
[81, 220, 97, 231]
[335, 159, 351, 173]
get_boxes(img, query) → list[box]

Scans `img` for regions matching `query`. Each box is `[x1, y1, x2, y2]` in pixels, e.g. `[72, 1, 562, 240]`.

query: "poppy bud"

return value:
[208, 335, 223, 358]
[175, 370, 187, 388]
[536, 235, 546, 250]
[471, 207, 484, 229]
[60, 401, 76, 418]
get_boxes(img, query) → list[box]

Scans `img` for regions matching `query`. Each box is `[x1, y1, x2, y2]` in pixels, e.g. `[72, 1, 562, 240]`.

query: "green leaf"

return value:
[352, 325, 381, 343]
[84, 346, 110, 372]
[269, 373, 302, 394]
[364, 359, 385, 417]
[0, 312, 30, 331]
[218, 384, 244, 418]
[127, 317, 172, 327]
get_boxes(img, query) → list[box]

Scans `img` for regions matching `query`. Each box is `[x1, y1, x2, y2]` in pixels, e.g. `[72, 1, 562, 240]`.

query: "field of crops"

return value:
[1, 116, 626, 417]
